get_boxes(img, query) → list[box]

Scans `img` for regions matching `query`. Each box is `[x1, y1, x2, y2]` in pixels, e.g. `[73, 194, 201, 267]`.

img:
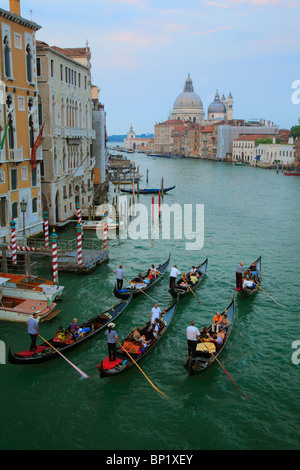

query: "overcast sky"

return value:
[14, 0, 300, 134]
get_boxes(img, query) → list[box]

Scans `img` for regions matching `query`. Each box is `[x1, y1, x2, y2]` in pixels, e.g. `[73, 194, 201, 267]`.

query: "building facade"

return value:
[123, 125, 152, 151]
[36, 41, 96, 225]
[0, 1, 44, 242]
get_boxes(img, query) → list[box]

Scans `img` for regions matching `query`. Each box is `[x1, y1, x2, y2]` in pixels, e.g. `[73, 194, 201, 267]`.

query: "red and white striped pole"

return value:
[76, 201, 82, 233]
[158, 191, 161, 218]
[103, 221, 108, 251]
[44, 211, 49, 248]
[10, 220, 17, 265]
[152, 196, 155, 221]
[77, 223, 83, 266]
[50, 229, 58, 285]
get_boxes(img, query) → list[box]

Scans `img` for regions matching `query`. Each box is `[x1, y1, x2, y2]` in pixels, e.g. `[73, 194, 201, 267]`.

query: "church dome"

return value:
[173, 74, 204, 111]
[208, 91, 226, 114]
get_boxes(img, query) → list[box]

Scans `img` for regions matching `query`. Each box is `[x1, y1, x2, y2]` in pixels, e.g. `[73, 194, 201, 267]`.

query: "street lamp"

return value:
[20, 198, 27, 236]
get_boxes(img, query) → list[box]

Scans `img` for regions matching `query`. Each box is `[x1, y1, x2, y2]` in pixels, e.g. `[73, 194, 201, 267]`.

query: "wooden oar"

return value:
[197, 337, 248, 400]
[252, 281, 287, 308]
[38, 334, 89, 379]
[117, 339, 168, 399]
[182, 274, 201, 304]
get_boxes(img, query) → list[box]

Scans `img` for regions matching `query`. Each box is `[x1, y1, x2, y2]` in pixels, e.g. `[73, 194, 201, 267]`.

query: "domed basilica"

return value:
[171, 74, 233, 125]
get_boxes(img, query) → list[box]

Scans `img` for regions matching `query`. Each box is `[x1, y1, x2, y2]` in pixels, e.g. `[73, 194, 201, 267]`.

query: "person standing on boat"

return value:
[169, 265, 181, 289]
[150, 302, 161, 325]
[114, 265, 124, 291]
[186, 321, 200, 361]
[105, 322, 119, 362]
[27, 312, 39, 352]
[236, 262, 245, 290]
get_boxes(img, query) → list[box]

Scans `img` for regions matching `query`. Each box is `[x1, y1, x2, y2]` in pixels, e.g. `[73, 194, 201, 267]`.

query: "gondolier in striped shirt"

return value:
[114, 265, 124, 291]
[169, 265, 181, 289]
[26, 312, 39, 352]
[186, 321, 200, 361]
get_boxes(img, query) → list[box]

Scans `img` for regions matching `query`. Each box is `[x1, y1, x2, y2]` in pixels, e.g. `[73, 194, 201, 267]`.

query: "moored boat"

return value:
[98, 299, 178, 378]
[237, 256, 261, 296]
[183, 298, 235, 375]
[0, 273, 64, 302]
[120, 185, 175, 195]
[8, 297, 132, 364]
[0, 294, 59, 323]
[168, 258, 208, 299]
[113, 253, 171, 300]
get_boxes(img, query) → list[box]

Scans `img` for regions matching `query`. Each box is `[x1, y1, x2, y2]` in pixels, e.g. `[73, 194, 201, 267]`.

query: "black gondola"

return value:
[183, 298, 235, 375]
[113, 253, 171, 300]
[120, 185, 175, 195]
[237, 256, 261, 296]
[168, 258, 208, 299]
[98, 299, 178, 378]
[8, 297, 132, 365]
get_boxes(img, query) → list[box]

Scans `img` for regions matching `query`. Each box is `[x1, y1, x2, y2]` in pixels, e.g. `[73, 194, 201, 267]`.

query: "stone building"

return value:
[0, 0, 44, 242]
[36, 40, 96, 225]
[123, 125, 152, 152]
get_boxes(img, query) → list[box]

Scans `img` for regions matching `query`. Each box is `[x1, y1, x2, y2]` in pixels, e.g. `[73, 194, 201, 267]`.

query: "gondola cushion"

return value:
[15, 345, 48, 358]
[196, 342, 216, 353]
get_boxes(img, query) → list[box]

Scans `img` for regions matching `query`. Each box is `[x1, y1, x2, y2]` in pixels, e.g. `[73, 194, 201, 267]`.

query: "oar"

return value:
[197, 337, 248, 400]
[252, 282, 287, 308]
[38, 334, 89, 379]
[117, 339, 168, 399]
[182, 274, 201, 305]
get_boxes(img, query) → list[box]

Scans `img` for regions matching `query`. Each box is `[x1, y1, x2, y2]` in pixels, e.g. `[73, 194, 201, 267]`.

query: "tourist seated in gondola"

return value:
[131, 273, 145, 284]
[74, 324, 91, 340]
[132, 328, 151, 348]
[69, 318, 80, 335]
[149, 264, 157, 279]
[249, 263, 258, 280]
[177, 272, 189, 289]
[218, 313, 230, 332]
[211, 311, 222, 333]
[242, 277, 257, 293]
[189, 272, 198, 286]
[199, 326, 212, 341]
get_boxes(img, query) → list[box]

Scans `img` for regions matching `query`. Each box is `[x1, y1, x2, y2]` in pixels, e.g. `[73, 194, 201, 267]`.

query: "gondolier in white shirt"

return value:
[186, 321, 200, 361]
[114, 265, 124, 291]
[169, 265, 181, 289]
[27, 312, 39, 352]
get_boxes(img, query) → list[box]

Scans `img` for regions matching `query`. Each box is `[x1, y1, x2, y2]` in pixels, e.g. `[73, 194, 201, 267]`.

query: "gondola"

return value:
[98, 299, 179, 378]
[120, 185, 175, 195]
[183, 298, 235, 376]
[113, 253, 171, 300]
[237, 256, 261, 296]
[8, 297, 132, 365]
[168, 258, 208, 299]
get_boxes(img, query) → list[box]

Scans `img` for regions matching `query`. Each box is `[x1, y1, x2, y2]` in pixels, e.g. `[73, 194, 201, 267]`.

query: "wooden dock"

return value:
[57, 248, 109, 274]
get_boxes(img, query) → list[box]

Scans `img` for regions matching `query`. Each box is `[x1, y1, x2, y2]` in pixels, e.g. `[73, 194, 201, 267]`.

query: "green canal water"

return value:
[1, 154, 300, 451]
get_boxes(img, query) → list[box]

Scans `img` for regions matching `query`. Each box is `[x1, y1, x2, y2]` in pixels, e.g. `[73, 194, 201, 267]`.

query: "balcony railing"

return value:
[9, 148, 23, 162]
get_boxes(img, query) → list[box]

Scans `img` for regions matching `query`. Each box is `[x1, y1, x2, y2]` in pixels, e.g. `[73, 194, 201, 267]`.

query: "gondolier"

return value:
[235, 262, 244, 291]
[27, 312, 39, 352]
[186, 321, 200, 361]
[105, 323, 119, 363]
[169, 265, 181, 289]
[114, 265, 124, 291]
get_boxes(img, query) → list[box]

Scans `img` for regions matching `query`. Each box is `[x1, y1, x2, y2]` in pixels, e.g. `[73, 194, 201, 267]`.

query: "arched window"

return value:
[52, 95, 56, 126]
[32, 197, 38, 214]
[4, 36, 11, 78]
[61, 98, 65, 127]
[63, 148, 67, 172]
[8, 113, 14, 150]
[26, 44, 32, 83]
[53, 147, 58, 175]
[12, 201, 18, 219]
[29, 115, 34, 149]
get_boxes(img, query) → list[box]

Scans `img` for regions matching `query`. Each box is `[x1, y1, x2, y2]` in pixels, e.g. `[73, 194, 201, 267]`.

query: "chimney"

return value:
[9, 0, 21, 16]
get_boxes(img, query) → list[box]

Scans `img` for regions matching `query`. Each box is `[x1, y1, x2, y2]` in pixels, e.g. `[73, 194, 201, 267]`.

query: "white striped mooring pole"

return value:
[51, 229, 58, 285]
[77, 223, 83, 266]
[44, 211, 49, 248]
[10, 220, 17, 265]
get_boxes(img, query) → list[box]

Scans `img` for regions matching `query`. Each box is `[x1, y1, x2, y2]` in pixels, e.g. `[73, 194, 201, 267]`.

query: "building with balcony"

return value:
[0, 0, 44, 242]
[36, 40, 96, 224]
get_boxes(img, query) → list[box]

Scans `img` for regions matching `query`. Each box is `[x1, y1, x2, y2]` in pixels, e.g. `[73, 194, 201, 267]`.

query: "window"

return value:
[50, 59, 54, 78]
[84, 76, 87, 90]
[12, 201, 18, 219]
[0, 197, 6, 227]
[14, 33, 22, 50]
[60, 64, 63, 81]
[21, 166, 28, 181]
[29, 115, 34, 149]
[32, 197, 38, 213]
[4, 36, 12, 78]
[26, 44, 32, 83]
[37, 57, 41, 76]
[18, 96, 25, 111]
[38, 95, 43, 127]
[10, 169, 17, 190]
[31, 168, 37, 187]
[78, 73, 81, 88]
